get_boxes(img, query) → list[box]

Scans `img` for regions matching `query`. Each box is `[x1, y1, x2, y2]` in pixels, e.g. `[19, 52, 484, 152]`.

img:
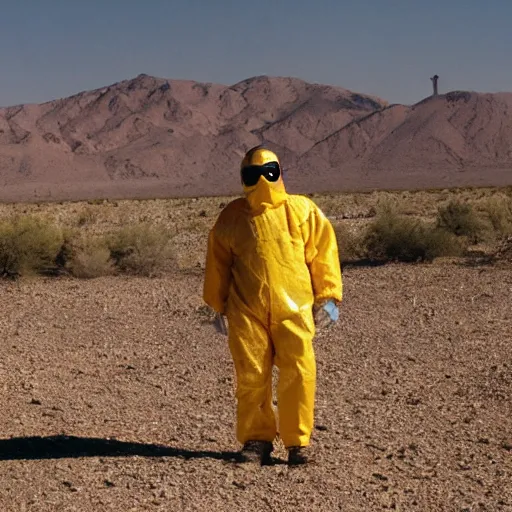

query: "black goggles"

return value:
[241, 162, 281, 187]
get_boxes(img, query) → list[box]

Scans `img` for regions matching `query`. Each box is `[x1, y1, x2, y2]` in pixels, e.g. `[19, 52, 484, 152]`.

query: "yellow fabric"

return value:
[240, 147, 287, 212]
[203, 164, 342, 448]
[244, 176, 288, 212]
[240, 147, 280, 169]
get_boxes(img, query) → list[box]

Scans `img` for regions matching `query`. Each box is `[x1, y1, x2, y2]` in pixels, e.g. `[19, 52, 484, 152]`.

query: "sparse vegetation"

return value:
[108, 222, 175, 277]
[0, 216, 175, 279]
[362, 207, 463, 262]
[334, 223, 366, 263]
[436, 200, 489, 243]
[77, 207, 97, 226]
[1, 186, 511, 279]
[481, 196, 512, 238]
[0, 216, 63, 276]
[64, 235, 115, 279]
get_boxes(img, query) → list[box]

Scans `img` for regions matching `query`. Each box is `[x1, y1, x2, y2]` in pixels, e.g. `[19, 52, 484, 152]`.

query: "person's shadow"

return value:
[0, 435, 245, 463]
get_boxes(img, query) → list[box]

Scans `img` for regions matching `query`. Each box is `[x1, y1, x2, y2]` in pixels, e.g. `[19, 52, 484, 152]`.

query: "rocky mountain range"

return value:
[0, 74, 511, 202]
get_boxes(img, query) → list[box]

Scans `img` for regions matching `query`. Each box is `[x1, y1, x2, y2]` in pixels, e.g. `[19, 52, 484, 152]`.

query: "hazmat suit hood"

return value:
[240, 147, 288, 212]
[243, 176, 288, 212]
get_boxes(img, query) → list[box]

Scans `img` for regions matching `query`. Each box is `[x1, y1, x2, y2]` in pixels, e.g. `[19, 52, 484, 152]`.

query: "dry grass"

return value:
[334, 223, 366, 263]
[0, 215, 63, 276]
[436, 200, 490, 243]
[63, 234, 115, 279]
[480, 195, 512, 238]
[361, 206, 463, 262]
[107, 222, 175, 277]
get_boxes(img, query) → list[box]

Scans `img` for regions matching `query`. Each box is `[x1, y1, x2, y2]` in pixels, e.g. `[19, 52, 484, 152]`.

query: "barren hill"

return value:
[0, 74, 511, 202]
[297, 91, 512, 191]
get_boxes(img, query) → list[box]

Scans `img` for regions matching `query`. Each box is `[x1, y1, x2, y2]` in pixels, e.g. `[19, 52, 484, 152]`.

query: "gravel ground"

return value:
[0, 263, 511, 511]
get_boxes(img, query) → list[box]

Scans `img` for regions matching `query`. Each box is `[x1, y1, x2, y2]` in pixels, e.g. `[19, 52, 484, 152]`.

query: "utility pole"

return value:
[430, 74, 439, 97]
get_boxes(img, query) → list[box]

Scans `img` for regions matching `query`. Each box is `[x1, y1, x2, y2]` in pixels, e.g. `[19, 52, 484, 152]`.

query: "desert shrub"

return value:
[63, 234, 115, 278]
[0, 216, 63, 276]
[419, 227, 465, 260]
[334, 223, 365, 263]
[363, 208, 463, 262]
[71, 243, 114, 279]
[481, 196, 512, 238]
[436, 200, 489, 243]
[77, 207, 97, 226]
[108, 222, 174, 276]
[55, 228, 77, 269]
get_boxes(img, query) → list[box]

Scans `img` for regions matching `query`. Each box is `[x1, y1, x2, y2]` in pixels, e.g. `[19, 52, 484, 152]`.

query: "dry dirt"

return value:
[1, 260, 511, 511]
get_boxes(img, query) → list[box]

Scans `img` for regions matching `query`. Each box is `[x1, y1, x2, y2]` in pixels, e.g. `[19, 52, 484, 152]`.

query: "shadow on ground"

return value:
[0, 435, 244, 463]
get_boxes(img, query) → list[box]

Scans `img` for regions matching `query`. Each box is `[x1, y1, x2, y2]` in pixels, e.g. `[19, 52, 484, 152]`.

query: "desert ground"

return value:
[0, 188, 511, 511]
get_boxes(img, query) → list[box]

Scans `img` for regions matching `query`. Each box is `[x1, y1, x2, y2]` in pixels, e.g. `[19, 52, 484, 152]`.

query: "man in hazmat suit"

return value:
[203, 146, 342, 465]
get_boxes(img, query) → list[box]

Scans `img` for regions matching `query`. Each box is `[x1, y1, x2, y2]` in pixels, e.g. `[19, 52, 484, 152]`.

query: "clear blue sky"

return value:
[0, 0, 510, 107]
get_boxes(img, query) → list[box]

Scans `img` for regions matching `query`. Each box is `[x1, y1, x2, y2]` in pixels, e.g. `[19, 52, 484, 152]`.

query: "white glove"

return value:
[313, 299, 339, 330]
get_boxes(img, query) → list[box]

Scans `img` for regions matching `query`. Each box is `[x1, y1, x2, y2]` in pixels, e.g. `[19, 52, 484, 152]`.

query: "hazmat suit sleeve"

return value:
[203, 221, 233, 314]
[302, 201, 343, 304]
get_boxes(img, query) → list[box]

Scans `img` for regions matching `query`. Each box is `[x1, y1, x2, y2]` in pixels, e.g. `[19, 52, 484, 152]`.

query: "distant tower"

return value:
[430, 74, 439, 96]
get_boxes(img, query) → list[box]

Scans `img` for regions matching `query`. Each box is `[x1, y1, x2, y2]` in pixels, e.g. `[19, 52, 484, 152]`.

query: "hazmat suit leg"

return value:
[272, 311, 316, 448]
[227, 307, 277, 445]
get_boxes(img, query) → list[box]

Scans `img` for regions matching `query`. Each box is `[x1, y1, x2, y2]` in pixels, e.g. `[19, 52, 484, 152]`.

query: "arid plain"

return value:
[0, 189, 511, 511]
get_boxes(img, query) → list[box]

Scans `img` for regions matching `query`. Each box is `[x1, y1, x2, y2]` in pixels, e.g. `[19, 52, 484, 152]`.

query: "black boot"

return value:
[287, 446, 313, 466]
[240, 440, 273, 465]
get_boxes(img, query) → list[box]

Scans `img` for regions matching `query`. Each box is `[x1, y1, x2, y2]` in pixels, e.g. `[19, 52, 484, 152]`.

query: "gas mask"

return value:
[241, 160, 287, 212]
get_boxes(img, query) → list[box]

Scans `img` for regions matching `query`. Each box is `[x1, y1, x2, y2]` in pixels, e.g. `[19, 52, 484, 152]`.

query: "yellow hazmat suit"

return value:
[203, 147, 342, 449]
